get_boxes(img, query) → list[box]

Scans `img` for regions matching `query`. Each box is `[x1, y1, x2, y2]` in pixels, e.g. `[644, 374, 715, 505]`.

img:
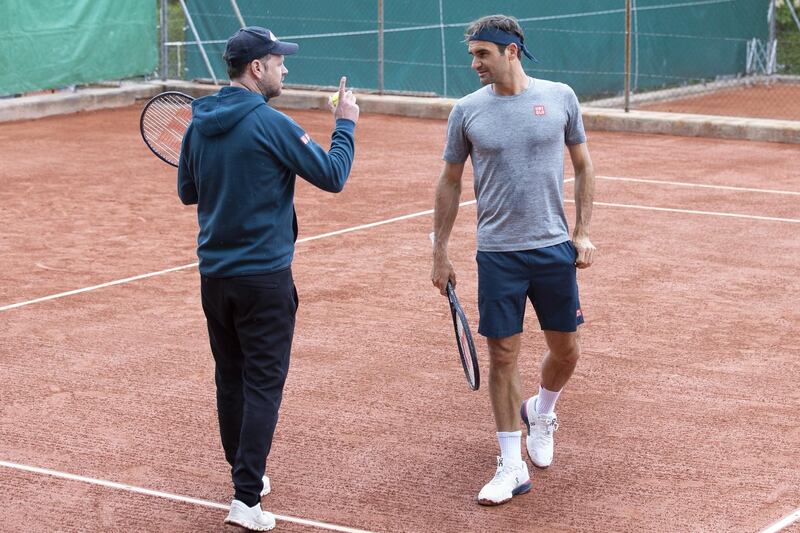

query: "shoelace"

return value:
[489, 459, 521, 485]
[535, 416, 559, 438]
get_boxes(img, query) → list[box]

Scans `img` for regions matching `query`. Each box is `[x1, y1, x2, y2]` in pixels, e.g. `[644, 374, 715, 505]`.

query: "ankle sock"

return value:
[536, 385, 561, 415]
[497, 430, 522, 465]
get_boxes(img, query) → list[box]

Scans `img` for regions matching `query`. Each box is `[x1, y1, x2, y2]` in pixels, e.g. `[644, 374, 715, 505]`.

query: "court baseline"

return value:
[0, 461, 375, 533]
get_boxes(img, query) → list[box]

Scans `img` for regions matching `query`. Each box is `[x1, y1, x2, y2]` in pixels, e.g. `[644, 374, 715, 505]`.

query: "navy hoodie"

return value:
[177, 86, 355, 277]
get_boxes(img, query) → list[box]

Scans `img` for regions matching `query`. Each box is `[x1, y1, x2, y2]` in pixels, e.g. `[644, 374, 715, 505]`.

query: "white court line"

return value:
[295, 200, 471, 243]
[0, 460, 375, 533]
[568, 199, 800, 223]
[2, 191, 797, 313]
[761, 508, 800, 533]
[0, 263, 199, 312]
[0, 200, 473, 313]
[593, 175, 800, 196]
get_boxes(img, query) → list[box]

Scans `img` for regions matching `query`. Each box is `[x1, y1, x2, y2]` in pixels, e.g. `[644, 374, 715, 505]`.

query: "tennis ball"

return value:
[329, 92, 339, 106]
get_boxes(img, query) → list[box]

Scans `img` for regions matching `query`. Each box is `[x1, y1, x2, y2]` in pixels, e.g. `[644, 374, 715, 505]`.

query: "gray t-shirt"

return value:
[443, 77, 586, 252]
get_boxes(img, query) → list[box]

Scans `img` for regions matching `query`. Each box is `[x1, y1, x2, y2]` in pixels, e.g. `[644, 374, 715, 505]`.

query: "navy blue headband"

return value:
[469, 27, 539, 63]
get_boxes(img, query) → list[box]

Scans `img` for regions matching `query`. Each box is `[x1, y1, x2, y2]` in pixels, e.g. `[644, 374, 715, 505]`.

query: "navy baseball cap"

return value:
[223, 26, 299, 65]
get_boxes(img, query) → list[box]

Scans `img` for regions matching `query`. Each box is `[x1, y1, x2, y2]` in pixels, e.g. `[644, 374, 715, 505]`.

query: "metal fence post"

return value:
[378, 0, 384, 94]
[230, 0, 246, 28]
[439, 0, 447, 97]
[786, 0, 800, 32]
[624, 0, 631, 112]
[769, 0, 776, 45]
[178, 0, 219, 85]
[160, 0, 168, 80]
[768, 0, 777, 76]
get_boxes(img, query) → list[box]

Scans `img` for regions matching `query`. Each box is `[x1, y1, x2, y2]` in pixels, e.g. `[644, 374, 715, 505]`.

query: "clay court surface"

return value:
[638, 82, 800, 121]
[1, 103, 799, 532]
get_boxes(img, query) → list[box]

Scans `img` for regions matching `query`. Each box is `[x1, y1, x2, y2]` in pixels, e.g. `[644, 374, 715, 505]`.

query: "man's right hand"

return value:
[331, 76, 360, 124]
[431, 251, 456, 296]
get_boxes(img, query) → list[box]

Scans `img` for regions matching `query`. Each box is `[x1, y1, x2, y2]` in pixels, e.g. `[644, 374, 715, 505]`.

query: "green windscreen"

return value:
[0, 1, 157, 96]
[182, 0, 769, 99]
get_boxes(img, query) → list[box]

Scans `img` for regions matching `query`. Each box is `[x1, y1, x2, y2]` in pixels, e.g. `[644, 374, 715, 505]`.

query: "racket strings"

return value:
[142, 94, 193, 165]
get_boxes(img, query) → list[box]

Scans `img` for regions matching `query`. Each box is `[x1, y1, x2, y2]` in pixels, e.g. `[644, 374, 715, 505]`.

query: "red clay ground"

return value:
[638, 82, 800, 121]
[1, 104, 799, 532]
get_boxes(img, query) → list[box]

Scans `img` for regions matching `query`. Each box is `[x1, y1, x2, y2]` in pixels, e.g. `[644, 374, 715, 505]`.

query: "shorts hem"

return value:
[479, 326, 524, 339]
[540, 317, 584, 333]
[540, 325, 579, 333]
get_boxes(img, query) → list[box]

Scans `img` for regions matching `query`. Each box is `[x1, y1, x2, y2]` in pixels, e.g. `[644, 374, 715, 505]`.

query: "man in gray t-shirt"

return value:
[431, 14, 597, 506]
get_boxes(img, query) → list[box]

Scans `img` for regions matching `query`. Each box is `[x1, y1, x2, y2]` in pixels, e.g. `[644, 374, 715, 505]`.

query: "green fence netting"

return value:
[182, 0, 769, 99]
[0, 1, 157, 96]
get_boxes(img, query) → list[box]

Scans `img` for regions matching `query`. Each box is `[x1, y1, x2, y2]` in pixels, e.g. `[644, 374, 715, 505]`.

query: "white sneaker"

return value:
[477, 456, 531, 506]
[260, 475, 271, 497]
[521, 395, 559, 468]
[224, 500, 276, 531]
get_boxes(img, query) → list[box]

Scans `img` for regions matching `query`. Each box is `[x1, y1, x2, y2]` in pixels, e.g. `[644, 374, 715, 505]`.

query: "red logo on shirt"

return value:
[534, 105, 546, 116]
[300, 133, 310, 144]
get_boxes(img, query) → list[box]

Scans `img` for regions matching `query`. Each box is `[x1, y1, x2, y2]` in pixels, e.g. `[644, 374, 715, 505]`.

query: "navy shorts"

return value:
[476, 241, 584, 337]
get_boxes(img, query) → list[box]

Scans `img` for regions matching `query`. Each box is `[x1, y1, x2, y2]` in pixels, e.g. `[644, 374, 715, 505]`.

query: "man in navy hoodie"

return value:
[177, 26, 359, 531]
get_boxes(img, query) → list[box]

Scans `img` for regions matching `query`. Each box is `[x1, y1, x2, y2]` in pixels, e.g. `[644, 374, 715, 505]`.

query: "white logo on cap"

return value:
[267, 30, 276, 41]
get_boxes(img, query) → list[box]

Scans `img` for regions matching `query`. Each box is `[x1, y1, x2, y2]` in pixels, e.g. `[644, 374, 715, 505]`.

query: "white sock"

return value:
[497, 431, 522, 465]
[536, 385, 561, 415]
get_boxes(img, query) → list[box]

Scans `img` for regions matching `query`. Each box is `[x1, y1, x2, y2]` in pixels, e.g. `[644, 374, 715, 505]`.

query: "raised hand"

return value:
[329, 76, 360, 124]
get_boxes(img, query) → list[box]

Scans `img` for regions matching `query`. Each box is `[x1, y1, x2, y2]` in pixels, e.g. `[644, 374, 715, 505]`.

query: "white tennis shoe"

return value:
[260, 475, 271, 497]
[224, 500, 276, 531]
[521, 395, 559, 468]
[477, 456, 531, 506]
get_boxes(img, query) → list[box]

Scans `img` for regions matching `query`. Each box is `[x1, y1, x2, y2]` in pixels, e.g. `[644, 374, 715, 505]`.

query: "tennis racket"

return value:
[139, 91, 194, 167]
[430, 232, 480, 391]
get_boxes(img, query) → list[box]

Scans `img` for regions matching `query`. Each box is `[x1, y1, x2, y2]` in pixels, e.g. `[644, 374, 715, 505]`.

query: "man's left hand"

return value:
[572, 234, 596, 269]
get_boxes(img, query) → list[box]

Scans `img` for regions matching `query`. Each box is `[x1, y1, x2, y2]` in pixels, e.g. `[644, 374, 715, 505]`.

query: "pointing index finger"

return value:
[338, 76, 346, 99]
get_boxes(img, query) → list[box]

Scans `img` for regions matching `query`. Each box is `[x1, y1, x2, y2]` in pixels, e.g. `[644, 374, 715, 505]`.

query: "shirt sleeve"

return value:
[442, 102, 470, 163]
[177, 126, 198, 205]
[263, 111, 355, 193]
[564, 86, 587, 146]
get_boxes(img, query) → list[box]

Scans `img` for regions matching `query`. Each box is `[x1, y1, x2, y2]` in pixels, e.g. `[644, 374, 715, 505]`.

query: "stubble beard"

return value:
[256, 75, 281, 99]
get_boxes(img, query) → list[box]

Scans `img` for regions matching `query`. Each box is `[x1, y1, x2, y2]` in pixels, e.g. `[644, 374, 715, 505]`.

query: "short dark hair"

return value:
[226, 61, 248, 80]
[226, 54, 269, 80]
[465, 14, 525, 55]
